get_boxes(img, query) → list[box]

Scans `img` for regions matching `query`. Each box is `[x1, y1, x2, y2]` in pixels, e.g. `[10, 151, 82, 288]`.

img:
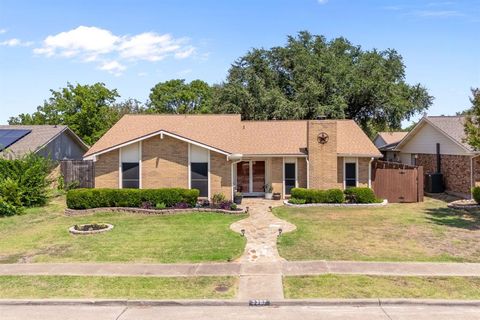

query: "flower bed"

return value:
[68, 223, 114, 235]
[284, 199, 388, 207]
[65, 206, 246, 216]
[447, 199, 480, 210]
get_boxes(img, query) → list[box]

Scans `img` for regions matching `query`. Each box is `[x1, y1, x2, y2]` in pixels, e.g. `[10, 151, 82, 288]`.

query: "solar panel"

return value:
[0, 129, 32, 151]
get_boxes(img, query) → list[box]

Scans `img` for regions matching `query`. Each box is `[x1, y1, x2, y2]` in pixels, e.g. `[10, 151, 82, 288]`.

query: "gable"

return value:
[398, 121, 469, 155]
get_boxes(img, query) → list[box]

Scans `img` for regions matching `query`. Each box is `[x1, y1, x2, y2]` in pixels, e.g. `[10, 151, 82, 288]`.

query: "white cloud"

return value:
[99, 60, 126, 76]
[317, 0, 328, 4]
[34, 26, 197, 75]
[0, 38, 33, 47]
[0, 28, 7, 34]
[414, 10, 463, 17]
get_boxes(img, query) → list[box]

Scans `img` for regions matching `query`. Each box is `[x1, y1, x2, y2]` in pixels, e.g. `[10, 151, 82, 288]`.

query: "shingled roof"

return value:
[84, 114, 381, 158]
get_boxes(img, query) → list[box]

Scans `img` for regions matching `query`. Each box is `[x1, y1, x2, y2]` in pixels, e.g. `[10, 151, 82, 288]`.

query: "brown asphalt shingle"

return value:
[377, 131, 408, 146]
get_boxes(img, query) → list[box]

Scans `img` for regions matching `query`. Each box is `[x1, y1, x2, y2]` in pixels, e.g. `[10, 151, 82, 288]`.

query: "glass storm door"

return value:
[236, 161, 250, 193]
[252, 161, 265, 192]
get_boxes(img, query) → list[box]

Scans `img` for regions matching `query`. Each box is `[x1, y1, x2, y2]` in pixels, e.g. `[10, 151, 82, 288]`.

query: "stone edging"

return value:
[447, 200, 480, 210]
[283, 199, 388, 207]
[65, 207, 246, 216]
[68, 224, 114, 235]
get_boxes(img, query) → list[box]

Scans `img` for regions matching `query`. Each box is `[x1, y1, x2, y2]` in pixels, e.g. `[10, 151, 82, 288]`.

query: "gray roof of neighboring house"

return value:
[426, 116, 474, 152]
[0, 125, 89, 158]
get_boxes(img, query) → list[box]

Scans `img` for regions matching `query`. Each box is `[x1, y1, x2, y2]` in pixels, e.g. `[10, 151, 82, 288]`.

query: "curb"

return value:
[1, 299, 480, 307]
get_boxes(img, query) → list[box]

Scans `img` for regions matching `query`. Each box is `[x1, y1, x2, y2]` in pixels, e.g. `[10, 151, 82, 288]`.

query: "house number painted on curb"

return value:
[317, 132, 329, 144]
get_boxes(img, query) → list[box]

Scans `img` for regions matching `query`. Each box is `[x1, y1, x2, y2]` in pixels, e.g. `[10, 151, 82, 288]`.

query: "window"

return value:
[345, 162, 357, 188]
[411, 154, 417, 166]
[122, 163, 139, 188]
[191, 162, 208, 197]
[284, 162, 296, 195]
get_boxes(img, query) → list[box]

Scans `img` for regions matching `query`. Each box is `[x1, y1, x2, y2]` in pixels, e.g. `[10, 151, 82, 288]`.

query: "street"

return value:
[1, 305, 479, 320]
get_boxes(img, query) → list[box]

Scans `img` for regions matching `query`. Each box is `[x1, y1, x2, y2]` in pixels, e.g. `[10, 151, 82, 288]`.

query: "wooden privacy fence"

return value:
[60, 160, 95, 188]
[371, 160, 423, 203]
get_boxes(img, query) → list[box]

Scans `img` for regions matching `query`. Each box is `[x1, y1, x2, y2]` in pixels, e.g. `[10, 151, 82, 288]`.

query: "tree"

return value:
[464, 88, 480, 150]
[213, 31, 433, 136]
[9, 83, 122, 145]
[148, 79, 213, 114]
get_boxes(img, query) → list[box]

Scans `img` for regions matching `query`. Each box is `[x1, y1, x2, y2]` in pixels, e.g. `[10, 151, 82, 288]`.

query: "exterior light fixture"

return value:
[241, 229, 245, 237]
[278, 228, 283, 237]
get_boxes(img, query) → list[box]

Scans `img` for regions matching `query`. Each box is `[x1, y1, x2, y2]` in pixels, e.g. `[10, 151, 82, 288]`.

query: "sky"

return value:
[0, 0, 479, 126]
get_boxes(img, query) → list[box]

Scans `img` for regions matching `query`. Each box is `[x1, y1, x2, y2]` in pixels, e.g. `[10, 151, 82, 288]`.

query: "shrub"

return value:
[472, 186, 480, 204]
[218, 200, 234, 210]
[0, 153, 51, 207]
[212, 193, 226, 205]
[290, 188, 344, 204]
[140, 201, 153, 209]
[344, 187, 379, 204]
[156, 202, 167, 209]
[66, 188, 199, 209]
[174, 202, 190, 209]
[230, 203, 237, 210]
[289, 198, 306, 204]
[0, 198, 20, 216]
[0, 178, 23, 207]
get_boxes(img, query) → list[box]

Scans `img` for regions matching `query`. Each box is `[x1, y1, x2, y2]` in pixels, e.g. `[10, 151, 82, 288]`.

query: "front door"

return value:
[236, 160, 265, 194]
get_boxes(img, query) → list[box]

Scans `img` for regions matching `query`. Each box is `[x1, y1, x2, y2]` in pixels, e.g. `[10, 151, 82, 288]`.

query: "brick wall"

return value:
[417, 153, 471, 195]
[210, 151, 232, 200]
[142, 135, 189, 189]
[270, 158, 283, 197]
[358, 157, 371, 187]
[95, 149, 119, 188]
[307, 120, 339, 189]
[297, 157, 308, 188]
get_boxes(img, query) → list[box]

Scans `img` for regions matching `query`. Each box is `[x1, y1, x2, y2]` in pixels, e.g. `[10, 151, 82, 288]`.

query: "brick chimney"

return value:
[307, 120, 338, 189]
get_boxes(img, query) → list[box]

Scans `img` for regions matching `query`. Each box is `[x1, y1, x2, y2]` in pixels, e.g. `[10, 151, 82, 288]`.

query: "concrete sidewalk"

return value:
[1, 260, 479, 277]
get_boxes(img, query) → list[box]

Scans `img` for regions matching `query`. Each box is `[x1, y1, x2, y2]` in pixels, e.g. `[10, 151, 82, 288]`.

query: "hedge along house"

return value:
[83, 115, 382, 200]
[395, 116, 480, 198]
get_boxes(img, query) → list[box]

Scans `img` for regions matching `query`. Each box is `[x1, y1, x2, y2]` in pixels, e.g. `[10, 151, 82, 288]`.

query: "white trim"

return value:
[84, 129, 230, 159]
[118, 148, 122, 189]
[241, 154, 308, 158]
[248, 161, 253, 193]
[208, 150, 211, 199]
[139, 141, 143, 189]
[368, 157, 373, 188]
[282, 157, 285, 197]
[306, 158, 310, 189]
[338, 153, 382, 158]
[187, 144, 191, 189]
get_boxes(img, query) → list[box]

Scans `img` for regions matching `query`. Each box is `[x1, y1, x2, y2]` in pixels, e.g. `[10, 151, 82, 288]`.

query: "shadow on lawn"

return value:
[425, 207, 480, 230]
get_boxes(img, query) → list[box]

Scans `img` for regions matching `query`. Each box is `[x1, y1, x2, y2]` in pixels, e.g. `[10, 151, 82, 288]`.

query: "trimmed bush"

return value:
[472, 186, 480, 204]
[66, 188, 199, 209]
[290, 188, 344, 204]
[288, 198, 306, 204]
[344, 187, 379, 204]
[0, 197, 21, 216]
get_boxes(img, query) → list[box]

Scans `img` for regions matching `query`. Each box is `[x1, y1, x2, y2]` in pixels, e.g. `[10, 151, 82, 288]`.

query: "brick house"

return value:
[83, 115, 382, 200]
[395, 116, 480, 198]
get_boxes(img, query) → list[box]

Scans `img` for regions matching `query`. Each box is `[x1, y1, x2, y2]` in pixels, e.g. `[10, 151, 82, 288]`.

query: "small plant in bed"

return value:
[73, 223, 109, 231]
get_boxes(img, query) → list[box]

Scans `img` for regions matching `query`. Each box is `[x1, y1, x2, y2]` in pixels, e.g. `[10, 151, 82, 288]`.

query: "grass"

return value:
[0, 196, 246, 263]
[0, 275, 237, 299]
[275, 197, 480, 262]
[283, 275, 480, 299]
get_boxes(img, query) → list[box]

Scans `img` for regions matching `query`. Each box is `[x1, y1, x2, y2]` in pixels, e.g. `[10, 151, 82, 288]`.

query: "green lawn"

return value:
[0, 275, 237, 299]
[275, 197, 480, 262]
[0, 196, 246, 263]
[284, 275, 480, 299]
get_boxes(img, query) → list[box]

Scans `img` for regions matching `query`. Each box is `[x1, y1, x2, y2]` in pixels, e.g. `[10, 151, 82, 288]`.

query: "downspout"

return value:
[306, 158, 310, 189]
[368, 157, 374, 188]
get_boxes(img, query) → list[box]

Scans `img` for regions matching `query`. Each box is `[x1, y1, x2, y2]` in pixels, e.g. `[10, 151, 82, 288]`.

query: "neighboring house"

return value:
[84, 115, 381, 200]
[0, 125, 89, 160]
[373, 131, 408, 162]
[395, 116, 480, 198]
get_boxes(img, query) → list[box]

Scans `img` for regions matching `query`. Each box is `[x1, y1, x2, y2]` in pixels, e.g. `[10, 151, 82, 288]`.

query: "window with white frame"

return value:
[344, 158, 357, 188]
[121, 143, 140, 189]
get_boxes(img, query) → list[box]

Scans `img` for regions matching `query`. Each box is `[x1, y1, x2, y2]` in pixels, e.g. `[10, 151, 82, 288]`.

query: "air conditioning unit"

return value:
[425, 173, 444, 193]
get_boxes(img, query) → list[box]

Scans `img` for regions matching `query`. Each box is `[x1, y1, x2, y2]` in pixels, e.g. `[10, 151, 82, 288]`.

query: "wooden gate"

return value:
[371, 160, 423, 203]
[60, 160, 95, 188]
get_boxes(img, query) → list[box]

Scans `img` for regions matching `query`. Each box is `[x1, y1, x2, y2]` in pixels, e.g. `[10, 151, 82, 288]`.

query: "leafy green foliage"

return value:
[148, 79, 213, 114]
[213, 31, 432, 136]
[288, 198, 307, 204]
[0, 153, 51, 209]
[464, 88, 480, 150]
[66, 188, 200, 209]
[211, 193, 226, 205]
[344, 187, 380, 204]
[7, 83, 146, 145]
[0, 199, 19, 216]
[472, 186, 480, 204]
[290, 188, 345, 203]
